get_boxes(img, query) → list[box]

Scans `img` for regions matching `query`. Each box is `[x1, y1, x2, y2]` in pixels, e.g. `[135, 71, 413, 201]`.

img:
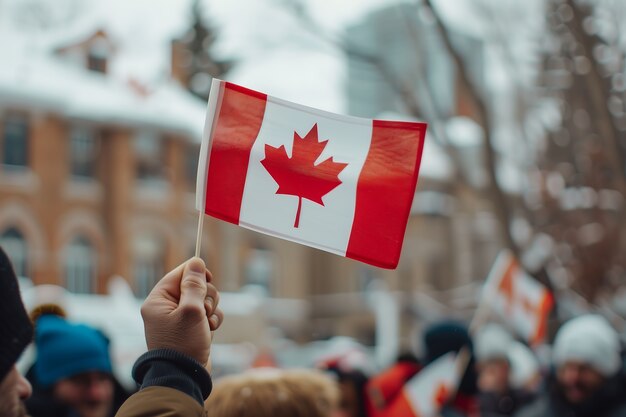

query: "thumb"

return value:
[178, 257, 209, 313]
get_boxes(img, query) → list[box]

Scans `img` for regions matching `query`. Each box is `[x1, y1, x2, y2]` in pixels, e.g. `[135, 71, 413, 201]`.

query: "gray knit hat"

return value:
[0, 246, 33, 381]
[553, 314, 621, 376]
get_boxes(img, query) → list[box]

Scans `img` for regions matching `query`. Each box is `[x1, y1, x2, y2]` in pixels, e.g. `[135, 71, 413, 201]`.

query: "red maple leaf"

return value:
[261, 124, 348, 228]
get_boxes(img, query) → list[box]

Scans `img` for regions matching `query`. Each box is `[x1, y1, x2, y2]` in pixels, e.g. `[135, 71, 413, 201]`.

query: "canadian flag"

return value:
[196, 80, 427, 269]
[483, 250, 554, 345]
[385, 352, 460, 417]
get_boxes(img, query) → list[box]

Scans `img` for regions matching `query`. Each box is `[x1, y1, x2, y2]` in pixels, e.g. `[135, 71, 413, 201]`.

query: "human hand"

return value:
[140, 257, 224, 368]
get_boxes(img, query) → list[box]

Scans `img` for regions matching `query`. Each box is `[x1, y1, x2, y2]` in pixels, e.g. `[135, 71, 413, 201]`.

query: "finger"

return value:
[204, 283, 219, 314]
[209, 307, 224, 331]
[205, 268, 213, 283]
[178, 258, 209, 315]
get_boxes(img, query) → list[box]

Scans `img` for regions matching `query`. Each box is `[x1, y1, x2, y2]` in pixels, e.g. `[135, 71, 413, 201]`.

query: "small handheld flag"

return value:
[196, 80, 427, 269]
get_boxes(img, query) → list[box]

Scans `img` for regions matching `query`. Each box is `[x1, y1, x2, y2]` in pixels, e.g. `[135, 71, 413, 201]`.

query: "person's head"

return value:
[474, 324, 513, 394]
[0, 246, 34, 417]
[423, 320, 472, 364]
[423, 320, 478, 396]
[508, 341, 541, 392]
[552, 315, 621, 405]
[324, 366, 369, 417]
[34, 315, 114, 417]
[205, 368, 340, 417]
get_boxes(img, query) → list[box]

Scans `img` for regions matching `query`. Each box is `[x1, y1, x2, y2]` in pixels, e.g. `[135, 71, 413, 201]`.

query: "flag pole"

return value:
[195, 211, 204, 258]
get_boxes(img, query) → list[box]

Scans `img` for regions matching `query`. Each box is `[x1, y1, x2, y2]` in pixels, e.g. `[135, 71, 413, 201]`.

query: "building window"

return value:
[133, 236, 165, 298]
[87, 38, 109, 74]
[70, 126, 97, 178]
[0, 227, 28, 277]
[244, 248, 274, 294]
[65, 236, 96, 294]
[134, 132, 165, 184]
[2, 114, 29, 167]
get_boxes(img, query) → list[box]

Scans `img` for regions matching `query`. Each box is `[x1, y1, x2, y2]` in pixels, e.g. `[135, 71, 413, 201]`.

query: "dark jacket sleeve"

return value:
[115, 349, 212, 417]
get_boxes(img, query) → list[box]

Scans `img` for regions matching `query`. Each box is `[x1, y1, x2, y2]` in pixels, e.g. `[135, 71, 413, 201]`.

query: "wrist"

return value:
[133, 348, 212, 405]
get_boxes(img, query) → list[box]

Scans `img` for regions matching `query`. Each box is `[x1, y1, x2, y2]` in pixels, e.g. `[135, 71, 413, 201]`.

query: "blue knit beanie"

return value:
[34, 315, 112, 387]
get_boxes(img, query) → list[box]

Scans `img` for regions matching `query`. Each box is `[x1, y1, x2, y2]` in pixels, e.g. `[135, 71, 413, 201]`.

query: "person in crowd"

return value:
[474, 324, 535, 417]
[364, 352, 421, 417]
[204, 368, 341, 417]
[25, 312, 130, 417]
[422, 320, 480, 417]
[365, 320, 479, 417]
[0, 246, 34, 417]
[507, 341, 542, 395]
[323, 365, 370, 417]
[1, 247, 223, 417]
[115, 257, 224, 417]
[515, 314, 626, 417]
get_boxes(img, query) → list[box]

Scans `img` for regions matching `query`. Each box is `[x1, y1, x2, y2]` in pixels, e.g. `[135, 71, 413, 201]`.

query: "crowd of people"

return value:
[1, 244, 626, 417]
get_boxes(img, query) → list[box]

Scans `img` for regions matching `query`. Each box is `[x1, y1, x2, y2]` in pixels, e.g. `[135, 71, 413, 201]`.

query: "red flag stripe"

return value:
[204, 82, 267, 223]
[346, 120, 426, 269]
[531, 291, 554, 345]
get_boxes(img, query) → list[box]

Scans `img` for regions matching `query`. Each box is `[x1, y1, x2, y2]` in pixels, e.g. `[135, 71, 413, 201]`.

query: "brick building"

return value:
[0, 28, 208, 297]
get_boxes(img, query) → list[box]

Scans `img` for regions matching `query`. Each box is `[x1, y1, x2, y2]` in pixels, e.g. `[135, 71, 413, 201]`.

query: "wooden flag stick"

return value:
[195, 211, 204, 258]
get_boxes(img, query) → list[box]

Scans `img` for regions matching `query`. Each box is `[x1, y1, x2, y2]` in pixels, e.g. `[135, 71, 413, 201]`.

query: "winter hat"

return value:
[423, 320, 478, 395]
[34, 315, 112, 387]
[508, 341, 540, 389]
[552, 314, 621, 377]
[423, 320, 473, 363]
[474, 324, 513, 363]
[0, 246, 33, 381]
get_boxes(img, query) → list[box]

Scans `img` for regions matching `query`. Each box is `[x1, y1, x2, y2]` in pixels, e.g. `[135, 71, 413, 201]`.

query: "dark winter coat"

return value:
[479, 389, 536, 417]
[514, 372, 626, 417]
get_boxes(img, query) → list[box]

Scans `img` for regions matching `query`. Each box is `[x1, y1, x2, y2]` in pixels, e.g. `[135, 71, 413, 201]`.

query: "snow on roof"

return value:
[0, 54, 206, 139]
[0, 0, 207, 139]
[0, 33, 205, 139]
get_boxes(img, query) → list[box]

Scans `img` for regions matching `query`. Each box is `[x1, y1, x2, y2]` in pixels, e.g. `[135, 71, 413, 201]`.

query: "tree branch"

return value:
[565, 0, 626, 194]
[423, 0, 520, 258]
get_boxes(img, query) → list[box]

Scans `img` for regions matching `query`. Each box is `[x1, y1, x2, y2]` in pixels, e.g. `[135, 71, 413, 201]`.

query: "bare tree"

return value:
[283, 0, 626, 302]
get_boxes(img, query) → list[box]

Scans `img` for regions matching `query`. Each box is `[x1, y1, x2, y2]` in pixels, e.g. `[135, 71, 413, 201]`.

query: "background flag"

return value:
[483, 250, 554, 345]
[385, 352, 460, 417]
[196, 79, 427, 269]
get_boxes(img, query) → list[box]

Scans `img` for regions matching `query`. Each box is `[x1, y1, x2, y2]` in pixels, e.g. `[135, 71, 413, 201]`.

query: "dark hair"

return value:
[325, 366, 369, 417]
[0, 246, 34, 382]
